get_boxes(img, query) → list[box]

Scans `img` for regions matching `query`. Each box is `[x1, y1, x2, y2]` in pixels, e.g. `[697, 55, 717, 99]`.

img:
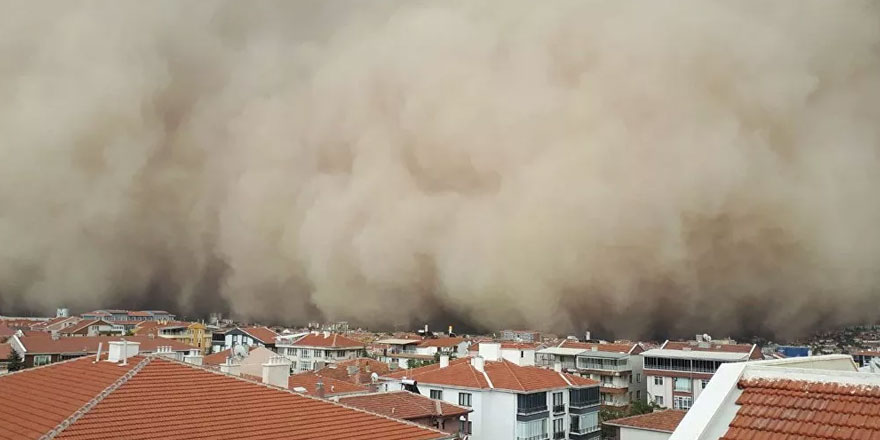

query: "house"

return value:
[669, 354, 873, 439]
[603, 410, 686, 440]
[470, 342, 540, 366]
[338, 391, 472, 437]
[277, 331, 366, 372]
[30, 316, 81, 333]
[416, 337, 469, 356]
[80, 309, 176, 322]
[142, 321, 212, 353]
[0, 342, 454, 440]
[375, 338, 432, 369]
[641, 336, 762, 410]
[203, 345, 277, 377]
[383, 342, 602, 440]
[500, 329, 542, 343]
[212, 326, 278, 352]
[58, 319, 115, 337]
[8, 334, 192, 368]
[288, 371, 371, 397]
[537, 341, 646, 408]
[851, 349, 880, 367]
[316, 357, 391, 385]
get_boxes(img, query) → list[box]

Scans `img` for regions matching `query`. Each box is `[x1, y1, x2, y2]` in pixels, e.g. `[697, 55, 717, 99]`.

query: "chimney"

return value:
[51, 330, 60, 340]
[471, 356, 485, 373]
[440, 354, 449, 369]
[448, 325, 453, 335]
[184, 349, 203, 366]
[108, 339, 140, 363]
[315, 380, 326, 398]
[261, 355, 291, 388]
[553, 361, 562, 372]
[220, 357, 241, 376]
[585, 331, 591, 341]
[323, 331, 330, 338]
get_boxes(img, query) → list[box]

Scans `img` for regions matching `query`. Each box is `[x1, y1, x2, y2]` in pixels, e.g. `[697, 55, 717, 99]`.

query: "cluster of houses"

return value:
[3, 312, 880, 439]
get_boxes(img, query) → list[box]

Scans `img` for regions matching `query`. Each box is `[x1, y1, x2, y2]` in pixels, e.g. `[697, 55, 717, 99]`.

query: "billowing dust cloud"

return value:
[1, 1, 879, 339]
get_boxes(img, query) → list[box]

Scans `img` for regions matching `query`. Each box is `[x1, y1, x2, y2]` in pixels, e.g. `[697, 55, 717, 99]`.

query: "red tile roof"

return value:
[0, 355, 451, 440]
[288, 372, 370, 397]
[317, 358, 391, 384]
[500, 342, 540, 350]
[604, 410, 686, 433]
[387, 357, 597, 392]
[338, 391, 471, 420]
[0, 325, 15, 338]
[241, 326, 279, 344]
[853, 350, 880, 357]
[0, 343, 13, 360]
[59, 319, 111, 335]
[16, 335, 193, 355]
[417, 337, 465, 348]
[721, 378, 880, 439]
[291, 333, 365, 349]
[559, 340, 636, 353]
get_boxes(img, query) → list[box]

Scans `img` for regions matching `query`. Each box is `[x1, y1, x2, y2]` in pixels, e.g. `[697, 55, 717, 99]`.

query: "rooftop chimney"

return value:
[440, 354, 449, 369]
[471, 356, 485, 373]
[323, 331, 330, 338]
[108, 339, 140, 363]
[585, 331, 591, 341]
[261, 355, 291, 389]
[184, 349, 203, 366]
[315, 380, 326, 398]
[50, 330, 59, 340]
[220, 357, 241, 376]
[553, 361, 562, 373]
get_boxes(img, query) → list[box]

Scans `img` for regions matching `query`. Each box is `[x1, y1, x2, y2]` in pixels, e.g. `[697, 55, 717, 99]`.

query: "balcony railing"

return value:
[553, 404, 565, 413]
[570, 425, 599, 435]
[553, 432, 565, 439]
[576, 358, 628, 371]
[516, 435, 548, 440]
[517, 405, 548, 416]
[569, 400, 599, 409]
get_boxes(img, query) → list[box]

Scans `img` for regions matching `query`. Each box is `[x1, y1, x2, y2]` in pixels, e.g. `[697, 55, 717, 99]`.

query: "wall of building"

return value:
[620, 427, 672, 440]
[501, 348, 535, 366]
[646, 374, 672, 408]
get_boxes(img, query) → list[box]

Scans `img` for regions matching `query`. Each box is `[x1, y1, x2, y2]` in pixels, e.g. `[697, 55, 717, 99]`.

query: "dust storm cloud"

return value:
[1, 1, 879, 339]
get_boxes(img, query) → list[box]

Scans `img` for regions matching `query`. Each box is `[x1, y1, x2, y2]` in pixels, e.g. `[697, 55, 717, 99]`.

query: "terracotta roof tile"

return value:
[417, 337, 465, 348]
[241, 326, 279, 344]
[291, 333, 365, 349]
[604, 410, 686, 433]
[16, 335, 193, 355]
[288, 372, 370, 396]
[316, 358, 391, 384]
[0, 343, 13, 360]
[59, 319, 111, 335]
[559, 340, 636, 353]
[0, 325, 15, 338]
[720, 378, 880, 440]
[202, 346, 257, 366]
[338, 391, 471, 420]
[0, 355, 451, 440]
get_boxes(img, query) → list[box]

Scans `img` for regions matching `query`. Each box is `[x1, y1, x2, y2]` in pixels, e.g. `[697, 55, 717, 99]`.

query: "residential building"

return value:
[338, 391, 472, 437]
[288, 371, 370, 397]
[500, 330, 542, 343]
[851, 350, 880, 367]
[669, 354, 872, 439]
[147, 321, 212, 353]
[277, 331, 366, 372]
[641, 337, 762, 411]
[375, 338, 435, 368]
[57, 319, 115, 337]
[8, 334, 192, 368]
[471, 342, 539, 366]
[80, 309, 176, 322]
[384, 342, 602, 440]
[213, 326, 279, 352]
[0, 343, 454, 440]
[537, 341, 646, 408]
[203, 345, 277, 377]
[316, 357, 391, 385]
[416, 337, 469, 356]
[30, 316, 81, 333]
[603, 410, 686, 440]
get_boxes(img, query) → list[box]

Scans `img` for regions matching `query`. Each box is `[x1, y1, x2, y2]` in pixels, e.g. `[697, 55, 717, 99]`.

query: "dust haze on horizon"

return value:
[1, 0, 879, 340]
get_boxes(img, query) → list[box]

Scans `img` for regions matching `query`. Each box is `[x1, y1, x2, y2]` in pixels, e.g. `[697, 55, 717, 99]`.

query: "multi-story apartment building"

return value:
[81, 310, 176, 322]
[384, 343, 602, 440]
[277, 331, 366, 372]
[537, 341, 645, 408]
[374, 338, 433, 369]
[153, 322, 212, 353]
[641, 337, 762, 410]
[500, 330, 542, 343]
[212, 326, 278, 352]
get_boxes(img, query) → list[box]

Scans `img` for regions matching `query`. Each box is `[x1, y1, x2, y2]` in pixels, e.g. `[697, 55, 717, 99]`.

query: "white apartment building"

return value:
[641, 337, 761, 411]
[277, 331, 365, 372]
[383, 343, 602, 440]
[537, 341, 645, 408]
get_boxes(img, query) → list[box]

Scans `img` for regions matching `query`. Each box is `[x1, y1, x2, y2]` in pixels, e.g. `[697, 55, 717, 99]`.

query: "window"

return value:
[701, 379, 710, 389]
[673, 395, 693, 410]
[430, 389, 443, 400]
[459, 420, 472, 435]
[552, 391, 564, 412]
[654, 376, 663, 386]
[516, 418, 547, 440]
[521, 350, 525, 358]
[674, 377, 692, 392]
[458, 392, 472, 407]
[636, 373, 641, 383]
[301, 349, 311, 359]
[655, 395, 664, 405]
[299, 361, 312, 371]
[570, 387, 600, 407]
[553, 418, 564, 437]
[517, 392, 548, 414]
[313, 349, 323, 358]
[636, 390, 641, 400]
[570, 412, 598, 434]
[34, 355, 52, 366]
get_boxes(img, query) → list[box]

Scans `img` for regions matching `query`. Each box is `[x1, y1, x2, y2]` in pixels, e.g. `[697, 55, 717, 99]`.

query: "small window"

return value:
[655, 395, 664, 405]
[521, 350, 524, 358]
[459, 420, 472, 435]
[636, 373, 641, 383]
[553, 418, 564, 435]
[636, 390, 641, 400]
[674, 378, 692, 392]
[673, 395, 693, 410]
[701, 379, 710, 389]
[34, 355, 52, 366]
[459, 392, 472, 407]
[430, 389, 443, 400]
[654, 376, 663, 386]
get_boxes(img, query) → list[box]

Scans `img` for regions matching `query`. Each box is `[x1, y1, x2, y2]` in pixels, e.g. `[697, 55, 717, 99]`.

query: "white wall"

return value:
[501, 348, 535, 366]
[621, 427, 672, 440]
[646, 374, 672, 408]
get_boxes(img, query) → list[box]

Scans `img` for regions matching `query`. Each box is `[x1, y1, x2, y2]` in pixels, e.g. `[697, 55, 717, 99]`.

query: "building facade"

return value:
[277, 332, 366, 372]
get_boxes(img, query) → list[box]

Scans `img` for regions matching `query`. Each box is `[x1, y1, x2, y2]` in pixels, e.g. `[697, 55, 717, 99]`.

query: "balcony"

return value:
[576, 357, 628, 372]
[517, 405, 548, 416]
[553, 432, 566, 439]
[553, 404, 566, 414]
[516, 435, 548, 440]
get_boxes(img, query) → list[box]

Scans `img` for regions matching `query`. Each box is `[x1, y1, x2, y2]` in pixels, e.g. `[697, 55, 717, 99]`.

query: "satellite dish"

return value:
[233, 344, 249, 359]
[371, 372, 379, 383]
[703, 334, 712, 342]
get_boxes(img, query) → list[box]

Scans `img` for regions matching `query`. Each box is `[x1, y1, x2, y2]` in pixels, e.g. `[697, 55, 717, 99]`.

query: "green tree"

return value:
[5, 349, 24, 372]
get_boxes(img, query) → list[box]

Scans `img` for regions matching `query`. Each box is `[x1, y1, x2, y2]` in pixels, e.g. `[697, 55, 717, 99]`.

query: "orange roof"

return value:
[387, 357, 597, 392]
[721, 378, 880, 439]
[604, 410, 686, 433]
[853, 350, 880, 356]
[202, 346, 257, 366]
[16, 335, 193, 354]
[0, 324, 15, 338]
[559, 340, 636, 353]
[241, 326, 279, 344]
[317, 358, 391, 384]
[59, 319, 111, 334]
[291, 333, 364, 349]
[0, 356, 450, 440]
[0, 343, 12, 360]
[338, 391, 471, 420]
[500, 342, 540, 350]
[663, 341, 753, 353]
[417, 337, 465, 348]
[288, 372, 370, 397]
